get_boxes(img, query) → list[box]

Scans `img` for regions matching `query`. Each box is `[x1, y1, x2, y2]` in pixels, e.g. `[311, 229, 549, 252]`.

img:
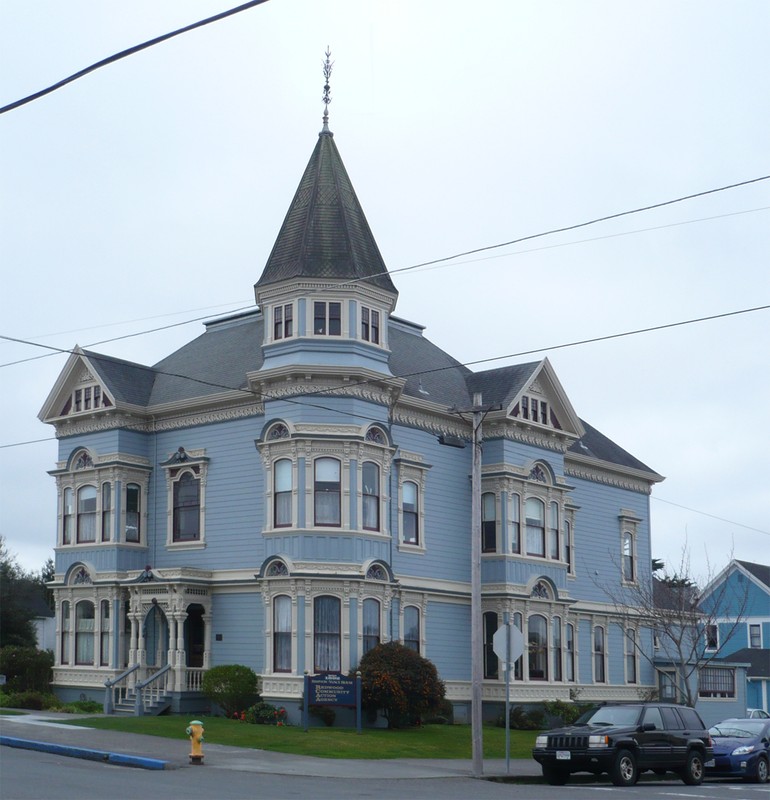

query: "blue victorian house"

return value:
[39, 95, 665, 718]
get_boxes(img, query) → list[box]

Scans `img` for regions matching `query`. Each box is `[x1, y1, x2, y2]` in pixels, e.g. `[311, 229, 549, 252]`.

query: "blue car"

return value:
[706, 719, 770, 783]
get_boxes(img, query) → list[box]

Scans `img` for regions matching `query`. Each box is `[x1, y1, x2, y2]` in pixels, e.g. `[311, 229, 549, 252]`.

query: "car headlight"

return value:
[535, 735, 548, 748]
[731, 744, 756, 756]
[588, 735, 610, 748]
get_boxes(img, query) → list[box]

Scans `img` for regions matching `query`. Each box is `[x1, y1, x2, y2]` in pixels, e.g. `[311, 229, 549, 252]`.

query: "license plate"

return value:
[556, 751, 571, 761]
[705, 759, 715, 768]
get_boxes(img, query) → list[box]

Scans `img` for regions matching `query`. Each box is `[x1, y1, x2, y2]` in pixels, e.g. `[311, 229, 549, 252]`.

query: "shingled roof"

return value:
[255, 129, 397, 295]
[737, 560, 770, 589]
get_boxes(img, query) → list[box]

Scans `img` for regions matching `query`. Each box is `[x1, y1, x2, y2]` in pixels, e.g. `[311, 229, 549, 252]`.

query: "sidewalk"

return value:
[0, 712, 542, 780]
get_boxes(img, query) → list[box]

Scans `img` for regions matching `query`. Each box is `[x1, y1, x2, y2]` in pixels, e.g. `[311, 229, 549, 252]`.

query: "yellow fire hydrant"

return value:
[186, 720, 205, 765]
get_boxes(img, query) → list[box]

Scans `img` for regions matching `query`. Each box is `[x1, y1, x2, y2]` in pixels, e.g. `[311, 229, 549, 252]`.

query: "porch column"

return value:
[128, 612, 140, 688]
[174, 612, 187, 692]
[202, 613, 213, 670]
[136, 610, 146, 681]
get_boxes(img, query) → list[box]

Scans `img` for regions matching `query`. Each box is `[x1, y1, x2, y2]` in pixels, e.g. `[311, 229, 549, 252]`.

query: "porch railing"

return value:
[186, 667, 205, 691]
[103, 663, 141, 715]
[133, 663, 173, 716]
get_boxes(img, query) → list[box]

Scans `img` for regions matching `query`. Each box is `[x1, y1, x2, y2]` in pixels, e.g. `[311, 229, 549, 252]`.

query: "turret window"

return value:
[314, 301, 341, 335]
[273, 304, 294, 340]
[361, 306, 380, 344]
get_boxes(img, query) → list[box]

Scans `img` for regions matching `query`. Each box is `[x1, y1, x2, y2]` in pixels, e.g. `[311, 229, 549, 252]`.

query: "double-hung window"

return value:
[314, 458, 341, 526]
[101, 483, 112, 542]
[314, 301, 341, 336]
[565, 622, 575, 682]
[273, 304, 293, 340]
[402, 481, 419, 544]
[593, 626, 606, 683]
[75, 601, 95, 665]
[273, 595, 292, 672]
[483, 611, 499, 679]
[510, 493, 521, 553]
[482, 492, 496, 553]
[362, 598, 381, 655]
[528, 615, 548, 680]
[125, 483, 141, 542]
[625, 629, 637, 683]
[403, 606, 420, 653]
[362, 462, 380, 531]
[525, 498, 545, 557]
[76, 486, 97, 543]
[274, 459, 293, 528]
[548, 502, 559, 559]
[622, 530, 635, 582]
[749, 624, 761, 648]
[314, 595, 341, 672]
[361, 306, 380, 344]
[173, 472, 201, 541]
[552, 616, 562, 681]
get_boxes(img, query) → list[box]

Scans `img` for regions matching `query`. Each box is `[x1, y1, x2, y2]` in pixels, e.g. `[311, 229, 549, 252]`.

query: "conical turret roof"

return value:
[255, 129, 397, 295]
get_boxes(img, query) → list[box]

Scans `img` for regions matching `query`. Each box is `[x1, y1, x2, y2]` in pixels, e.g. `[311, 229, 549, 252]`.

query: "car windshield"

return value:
[576, 706, 642, 727]
[709, 722, 764, 738]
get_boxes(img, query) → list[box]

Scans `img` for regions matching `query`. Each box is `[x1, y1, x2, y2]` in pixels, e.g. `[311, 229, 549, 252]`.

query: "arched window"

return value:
[622, 531, 635, 582]
[274, 459, 292, 528]
[403, 606, 420, 653]
[273, 595, 292, 673]
[510, 494, 520, 553]
[100, 600, 111, 666]
[101, 483, 112, 542]
[173, 472, 200, 541]
[125, 483, 141, 542]
[362, 462, 380, 531]
[75, 601, 95, 665]
[314, 596, 341, 672]
[60, 600, 70, 664]
[483, 611, 498, 679]
[482, 492, 496, 553]
[362, 598, 381, 655]
[314, 458, 341, 527]
[548, 502, 559, 559]
[528, 614, 548, 680]
[62, 488, 73, 545]
[593, 625, 606, 683]
[565, 623, 575, 682]
[76, 485, 97, 543]
[552, 616, 562, 682]
[525, 498, 545, 557]
[402, 481, 419, 545]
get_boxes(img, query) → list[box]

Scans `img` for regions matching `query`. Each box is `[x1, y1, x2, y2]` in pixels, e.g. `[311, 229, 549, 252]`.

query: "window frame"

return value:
[362, 597, 381, 656]
[403, 605, 421, 653]
[525, 497, 546, 557]
[361, 461, 381, 532]
[593, 624, 606, 683]
[618, 510, 641, 585]
[396, 456, 429, 551]
[698, 666, 736, 698]
[272, 302, 294, 341]
[172, 469, 202, 542]
[749, 623, 761, 648]
[314, 457, 342, 528]
[273, 458, 293, 528]
[75, 600, 95, 665]
[625, 628, 638, 684]
[528, 614, 548, 681]
[313, 300, 343, 337]
[313, 595, 341, 673]
[704, 623, 719, 651]
[481, 491, 497, 553]
[483, 611, 499, 679]
[273, 595, 293, 673]
[162, 451, 208, 549]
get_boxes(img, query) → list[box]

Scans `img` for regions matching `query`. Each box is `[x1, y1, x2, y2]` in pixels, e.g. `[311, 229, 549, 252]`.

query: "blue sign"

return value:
[309, 672, 356, 706]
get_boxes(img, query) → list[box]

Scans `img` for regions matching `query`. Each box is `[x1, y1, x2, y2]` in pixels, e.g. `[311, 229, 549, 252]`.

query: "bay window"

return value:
[314, 458, 341, 527]
[314, 595, 341, 672]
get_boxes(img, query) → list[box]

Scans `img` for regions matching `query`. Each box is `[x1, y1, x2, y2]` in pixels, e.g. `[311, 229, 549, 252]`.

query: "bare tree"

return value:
[597, 545, 750, 708]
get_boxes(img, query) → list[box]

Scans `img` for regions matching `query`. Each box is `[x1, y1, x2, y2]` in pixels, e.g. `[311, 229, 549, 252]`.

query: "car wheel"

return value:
[681, 750, 705, 786]
[542, 765, 569, 786]
[610, 749, 638, 786]
[751, 755, 769, 784]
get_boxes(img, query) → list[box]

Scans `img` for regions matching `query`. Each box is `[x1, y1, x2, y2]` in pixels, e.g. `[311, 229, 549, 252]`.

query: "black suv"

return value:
[532, 702, 713, 786]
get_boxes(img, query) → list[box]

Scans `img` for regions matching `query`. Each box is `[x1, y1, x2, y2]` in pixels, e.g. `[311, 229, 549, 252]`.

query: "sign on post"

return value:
[493, 623, 525, 774]
[303, 672, 362, 734]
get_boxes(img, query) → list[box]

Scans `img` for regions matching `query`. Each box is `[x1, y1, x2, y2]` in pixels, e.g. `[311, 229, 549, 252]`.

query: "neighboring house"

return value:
[39, 105, 666, 718]
[17, 579, 55, 651]
[699, 560, 770, 717]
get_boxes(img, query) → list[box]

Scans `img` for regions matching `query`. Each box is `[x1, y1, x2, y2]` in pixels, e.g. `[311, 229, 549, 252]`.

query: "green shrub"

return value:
[200, 665, 260, 717]
[494, 705, 545, 730]
[357, 642, 445, 729]
[542, 699, 592, 726]
[0, 647, 53, 693]
[424, 697, 454, 725]
[1, 691, 58, 710]
[55, 699, 103, 714]
[244, 701, 288, 725]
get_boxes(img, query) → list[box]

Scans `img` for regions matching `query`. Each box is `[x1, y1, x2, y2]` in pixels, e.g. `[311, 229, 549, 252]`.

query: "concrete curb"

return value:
[0, 735, 169, 770]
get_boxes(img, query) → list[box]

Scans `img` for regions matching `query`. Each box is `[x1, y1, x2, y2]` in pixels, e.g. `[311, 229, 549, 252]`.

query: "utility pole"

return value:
[446, 393, 501, 779]
[470, 391, 483, 778]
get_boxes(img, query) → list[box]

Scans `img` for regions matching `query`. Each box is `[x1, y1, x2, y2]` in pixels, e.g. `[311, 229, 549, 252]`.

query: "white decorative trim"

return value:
[565, 461, 656, 494]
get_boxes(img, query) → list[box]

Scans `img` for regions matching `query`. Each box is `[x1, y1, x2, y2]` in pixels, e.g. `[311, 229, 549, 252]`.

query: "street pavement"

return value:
[0, 711, 541, 781]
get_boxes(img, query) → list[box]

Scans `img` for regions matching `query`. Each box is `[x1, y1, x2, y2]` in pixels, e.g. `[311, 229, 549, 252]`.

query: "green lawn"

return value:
[60, 716, 538, 760]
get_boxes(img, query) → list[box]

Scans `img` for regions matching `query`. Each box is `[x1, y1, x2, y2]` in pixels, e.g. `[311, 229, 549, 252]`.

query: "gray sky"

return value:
[1, 0, 768, 582]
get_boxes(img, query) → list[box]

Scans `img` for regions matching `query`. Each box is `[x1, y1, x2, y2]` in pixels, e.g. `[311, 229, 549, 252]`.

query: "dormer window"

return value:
[273, 304, 294, 340]
[62, 383, 111, 416]
[361, 306, 380, 344]
[314, 301, 341, 335]
[513, 394, 555, 427]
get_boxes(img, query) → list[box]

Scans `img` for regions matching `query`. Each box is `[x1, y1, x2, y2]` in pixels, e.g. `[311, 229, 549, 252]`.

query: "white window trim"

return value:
[480, 487, 499, 554]
[268, 301, 296, 344]
[625, 627, 639, 684]
[592, 623, 607, 684]
[359, 302, 385, 347]
[400, 595, 427, 655]
[396, 456, 430, 553]
[162, 450, 208, 550]
[56, 450, 150, 547]
[749, 622, 762, 648]
[704, 623, 720, 651]
[309, 298, 347, 338]
[698, 665, 736, 700]
[619, 509, 641, 586]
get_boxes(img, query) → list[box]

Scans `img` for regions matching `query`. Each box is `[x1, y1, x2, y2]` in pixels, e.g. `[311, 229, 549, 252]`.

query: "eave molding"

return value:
[565, 452, 663, 494]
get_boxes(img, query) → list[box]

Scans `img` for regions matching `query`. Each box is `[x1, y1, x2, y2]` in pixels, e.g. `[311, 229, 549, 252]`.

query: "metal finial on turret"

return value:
[322, 47, 333, 132]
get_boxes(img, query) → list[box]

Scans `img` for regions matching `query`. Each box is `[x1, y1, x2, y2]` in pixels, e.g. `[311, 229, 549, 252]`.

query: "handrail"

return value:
[103, 664, 141, 714]
[134, 663, 172, 716]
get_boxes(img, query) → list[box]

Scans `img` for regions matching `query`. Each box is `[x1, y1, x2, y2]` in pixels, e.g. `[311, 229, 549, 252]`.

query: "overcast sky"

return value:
[1, 1, 768, 583]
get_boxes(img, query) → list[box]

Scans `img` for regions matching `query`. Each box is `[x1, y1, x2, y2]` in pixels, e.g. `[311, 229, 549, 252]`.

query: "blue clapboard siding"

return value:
[56, 546, 148, 575]
[210, 591, 263, 671]
[425, 601, 470, 680]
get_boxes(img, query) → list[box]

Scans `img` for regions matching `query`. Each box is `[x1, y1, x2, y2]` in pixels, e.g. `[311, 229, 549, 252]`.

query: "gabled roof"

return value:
[570, 419, 658, 475]
[737, 560, 770, 590]
[255, 129, 397, 295]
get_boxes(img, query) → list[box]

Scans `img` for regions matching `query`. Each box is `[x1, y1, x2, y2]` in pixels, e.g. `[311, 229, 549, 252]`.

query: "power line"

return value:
[1, 302, 767, 444]
[652, 497, 770, 537]
[0, 1, 271, 115]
